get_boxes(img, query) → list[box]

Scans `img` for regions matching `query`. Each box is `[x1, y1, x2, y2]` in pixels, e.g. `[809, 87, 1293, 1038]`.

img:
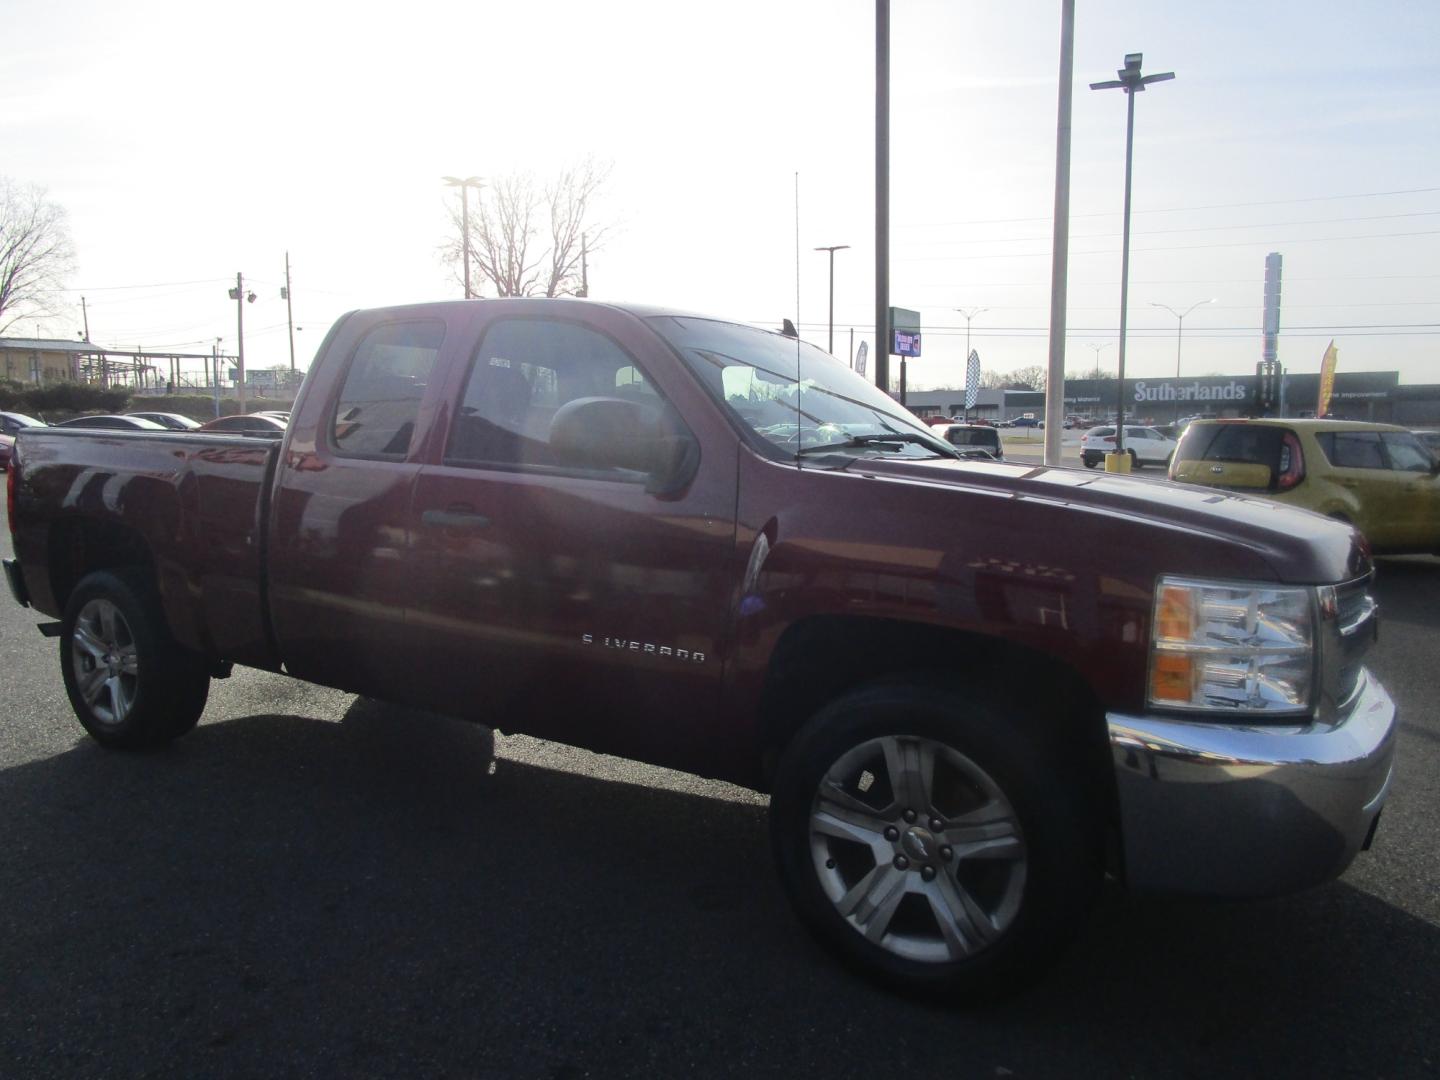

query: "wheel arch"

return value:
[47, 514, 157, 616]
[755, 615, 1117, 823]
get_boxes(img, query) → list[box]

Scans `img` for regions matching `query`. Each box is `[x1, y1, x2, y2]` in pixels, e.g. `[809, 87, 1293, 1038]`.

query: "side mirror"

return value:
[548, 396, 699, 496]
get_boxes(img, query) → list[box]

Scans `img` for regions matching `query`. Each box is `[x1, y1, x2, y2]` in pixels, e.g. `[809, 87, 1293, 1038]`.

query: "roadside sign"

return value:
[892, 330, 922, 357]
[889, 306, 922, 357]
[855, 341, 868, 377]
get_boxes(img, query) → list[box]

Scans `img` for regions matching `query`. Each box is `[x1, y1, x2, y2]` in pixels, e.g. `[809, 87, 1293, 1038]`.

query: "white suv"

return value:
[1080, 425, 1177, 469]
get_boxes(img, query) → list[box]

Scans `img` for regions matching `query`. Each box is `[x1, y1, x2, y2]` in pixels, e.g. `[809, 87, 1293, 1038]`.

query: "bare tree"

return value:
[1007, 365, 1048, 392]
[443, 159, 611, 299]
[0, 179, 75, 335]
[980, 365, 1048, 392]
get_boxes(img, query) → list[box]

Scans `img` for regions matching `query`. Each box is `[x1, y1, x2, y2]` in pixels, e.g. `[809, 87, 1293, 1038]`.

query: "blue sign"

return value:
[892, 330, 921, 358]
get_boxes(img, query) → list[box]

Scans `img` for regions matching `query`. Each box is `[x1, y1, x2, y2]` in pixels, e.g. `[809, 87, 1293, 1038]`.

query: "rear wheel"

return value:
[1082, 454, 1099, 469]
[1128, 449, 1139, 470]
[60, 570, 211, 749]
[769, 682, 1101, 998]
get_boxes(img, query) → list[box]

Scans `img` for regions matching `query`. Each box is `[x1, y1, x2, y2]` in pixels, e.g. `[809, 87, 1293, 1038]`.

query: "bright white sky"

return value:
[5, 0, 1437, 390]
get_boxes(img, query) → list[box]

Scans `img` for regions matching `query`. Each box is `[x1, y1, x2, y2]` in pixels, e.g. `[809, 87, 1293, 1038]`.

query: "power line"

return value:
[898, 186, 1440, 228]
[904, 210, 1440, 247]
[899, 228, 1440, 262]
[57, 278, 229, 292]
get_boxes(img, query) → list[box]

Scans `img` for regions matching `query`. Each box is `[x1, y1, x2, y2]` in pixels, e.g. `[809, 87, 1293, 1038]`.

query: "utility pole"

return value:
[284, 251, 297, 370]
[228, 272, 256, 412]
[579, 233, 589, 297]
[212, 340, 221, 418]
[874, 0, 891, 395]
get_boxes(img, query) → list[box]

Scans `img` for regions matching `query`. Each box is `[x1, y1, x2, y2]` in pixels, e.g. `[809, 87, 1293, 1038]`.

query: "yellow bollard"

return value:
[1104, 451, 1132, 474]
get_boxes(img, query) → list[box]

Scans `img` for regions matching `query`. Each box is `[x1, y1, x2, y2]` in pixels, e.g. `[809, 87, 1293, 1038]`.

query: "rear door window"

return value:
[331, 320, 444, 459]
[1315, 431, 1386, 470]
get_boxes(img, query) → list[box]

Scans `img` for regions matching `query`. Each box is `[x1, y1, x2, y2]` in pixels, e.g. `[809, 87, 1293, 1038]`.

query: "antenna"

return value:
[794, 171, 803, 465]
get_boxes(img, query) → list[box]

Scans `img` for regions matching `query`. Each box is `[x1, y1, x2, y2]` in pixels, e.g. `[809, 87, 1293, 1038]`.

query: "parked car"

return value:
[124, 411, 202, 430]
[3, 298, 1395, 998]
[0, 411, 46, 438]
[0, 432, 12, 471]
[53, 414, 168, 431]
[1079, 425, 1177, 469]
[1168, 418, 1440, 555]
[933, 423, 1004, 460]
[197, 413, 288, 438]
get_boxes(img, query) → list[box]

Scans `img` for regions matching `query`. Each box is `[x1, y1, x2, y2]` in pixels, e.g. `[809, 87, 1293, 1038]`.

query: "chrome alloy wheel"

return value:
[69, 598, 140, 727]
[808, 735, 1027, 964]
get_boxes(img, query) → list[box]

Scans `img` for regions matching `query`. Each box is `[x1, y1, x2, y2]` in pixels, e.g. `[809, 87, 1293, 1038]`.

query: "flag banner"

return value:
[965, 350, 981, 409]
[1317, 340, 1338, 417]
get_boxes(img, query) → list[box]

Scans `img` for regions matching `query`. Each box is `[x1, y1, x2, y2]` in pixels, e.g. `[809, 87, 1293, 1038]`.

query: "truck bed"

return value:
[9, 427, 282, 670]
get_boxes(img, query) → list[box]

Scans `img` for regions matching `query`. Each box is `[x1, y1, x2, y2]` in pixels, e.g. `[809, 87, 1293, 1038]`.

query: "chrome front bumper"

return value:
[1108, 668, 1396, 897]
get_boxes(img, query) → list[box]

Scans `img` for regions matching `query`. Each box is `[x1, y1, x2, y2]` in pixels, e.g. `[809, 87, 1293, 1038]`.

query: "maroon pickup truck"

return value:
[4, 299, 1396, 996]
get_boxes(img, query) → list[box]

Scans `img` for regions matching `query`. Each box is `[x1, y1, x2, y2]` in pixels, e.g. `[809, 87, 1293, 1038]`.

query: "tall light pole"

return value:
[1150, 298, 1213, 421]
[954, 307, 987, 422]
[814, 244, 850, 354]
[954, 306, 987, 368]
[1090, 53, 1174, 464]
[442, 175, 484, 299]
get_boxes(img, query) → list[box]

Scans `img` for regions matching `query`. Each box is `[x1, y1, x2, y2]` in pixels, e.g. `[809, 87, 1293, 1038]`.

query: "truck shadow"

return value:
[2, 698, 1437, 1078]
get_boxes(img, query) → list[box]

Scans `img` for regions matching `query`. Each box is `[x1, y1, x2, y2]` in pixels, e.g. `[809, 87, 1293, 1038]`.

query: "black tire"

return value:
[1082, 454, 1099, 469]
[769, 681, 1102, 998]
[60, 569, 211, 749]
[1127, 449, 1140, 470]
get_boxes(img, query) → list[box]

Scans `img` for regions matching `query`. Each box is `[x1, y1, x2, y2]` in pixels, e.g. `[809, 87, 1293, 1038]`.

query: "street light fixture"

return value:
[1090, 53, 1174, 464]
[814, 244, 850, 355]
[442, 175, 484, 299]
[954, 307, 987, 420]
[1150, 298, 1214, 421]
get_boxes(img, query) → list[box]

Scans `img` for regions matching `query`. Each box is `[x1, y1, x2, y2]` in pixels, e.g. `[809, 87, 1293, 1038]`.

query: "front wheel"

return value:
[60, 570, 211, 749]
[769, 683, 1101, 998]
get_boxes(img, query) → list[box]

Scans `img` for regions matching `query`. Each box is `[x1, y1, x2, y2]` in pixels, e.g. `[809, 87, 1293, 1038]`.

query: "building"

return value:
[0, 338, 93, 385]
[904, 370, 1440, 427]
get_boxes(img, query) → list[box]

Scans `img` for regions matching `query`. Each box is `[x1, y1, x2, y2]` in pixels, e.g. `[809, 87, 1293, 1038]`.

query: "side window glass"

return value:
[1381, 432, 1433, 473]
[1328, 431, 1386, 470]
[445, 319, 681, 478]
[331, 320, 443, 458]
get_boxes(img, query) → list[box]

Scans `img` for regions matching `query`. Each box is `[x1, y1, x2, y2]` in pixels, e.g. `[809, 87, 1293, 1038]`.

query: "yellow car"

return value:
[1169, 418, 1440, 555]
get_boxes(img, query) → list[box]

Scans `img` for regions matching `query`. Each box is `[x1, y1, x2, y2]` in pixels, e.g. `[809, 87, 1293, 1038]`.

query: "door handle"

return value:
[422, 505, 490, 530]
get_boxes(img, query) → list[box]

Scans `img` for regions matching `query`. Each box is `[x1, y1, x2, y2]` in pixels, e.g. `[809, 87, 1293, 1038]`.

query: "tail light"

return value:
[6, 448, 16, 538]
[1276, 430, 1306, 491]
[1102, 436, 1116, 444]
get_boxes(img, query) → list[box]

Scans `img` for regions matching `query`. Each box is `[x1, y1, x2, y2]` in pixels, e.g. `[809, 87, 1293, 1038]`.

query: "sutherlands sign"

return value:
[1131, 380, 1250, 404]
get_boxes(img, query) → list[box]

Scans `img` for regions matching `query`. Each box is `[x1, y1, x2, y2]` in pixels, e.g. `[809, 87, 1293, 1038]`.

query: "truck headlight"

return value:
[1148, 577, 1315, 715]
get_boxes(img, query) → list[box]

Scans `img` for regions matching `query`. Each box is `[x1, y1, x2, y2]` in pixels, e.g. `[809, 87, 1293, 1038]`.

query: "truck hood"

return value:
[846, 456, 1370, 585]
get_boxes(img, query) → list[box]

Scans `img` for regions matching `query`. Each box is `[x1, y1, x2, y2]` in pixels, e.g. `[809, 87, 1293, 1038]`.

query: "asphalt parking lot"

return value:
[2, 494, 1437, 1078]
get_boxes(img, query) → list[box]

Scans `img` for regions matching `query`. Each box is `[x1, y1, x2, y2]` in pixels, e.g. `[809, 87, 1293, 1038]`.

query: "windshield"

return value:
[648, 315, 952, 461]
